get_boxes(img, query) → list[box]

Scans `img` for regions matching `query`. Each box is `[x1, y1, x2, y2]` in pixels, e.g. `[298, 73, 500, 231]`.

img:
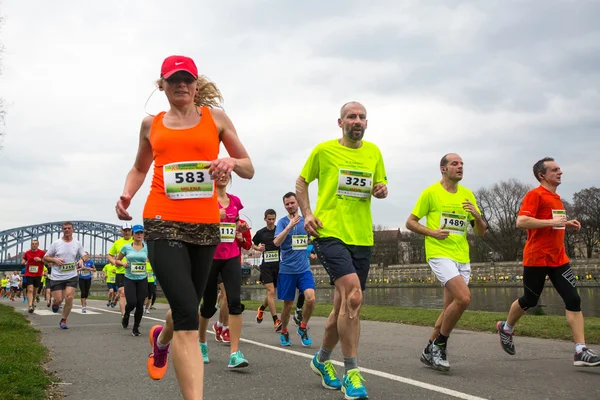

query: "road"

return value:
[3, 298, 599, 399]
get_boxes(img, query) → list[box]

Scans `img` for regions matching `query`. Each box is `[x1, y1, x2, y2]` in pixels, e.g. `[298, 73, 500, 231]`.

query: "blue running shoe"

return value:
[342, 369, 368, 399]
[310, 353, 341, 390]
[228, 351, 249, 368]
[200, 342, 209, 364]
[280, 331, 292, 347]
[59, 318, 68, 330]
[52, 304, 59, 313]
[297, 327, 312, 347]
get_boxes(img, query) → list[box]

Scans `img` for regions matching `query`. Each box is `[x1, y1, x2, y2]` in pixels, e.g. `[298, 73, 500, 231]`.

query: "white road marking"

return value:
[85, 305, 488, 400]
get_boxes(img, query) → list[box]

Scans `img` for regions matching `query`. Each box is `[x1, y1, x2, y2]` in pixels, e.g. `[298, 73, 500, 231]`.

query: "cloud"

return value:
[0, 0, 598, 241]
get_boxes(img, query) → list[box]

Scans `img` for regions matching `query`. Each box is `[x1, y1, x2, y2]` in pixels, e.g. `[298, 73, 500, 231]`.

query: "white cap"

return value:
[121, 222, 132, 230]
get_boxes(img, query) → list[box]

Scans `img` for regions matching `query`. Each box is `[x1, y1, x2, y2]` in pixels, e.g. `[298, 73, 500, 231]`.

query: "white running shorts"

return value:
[428, 258, 471, 286]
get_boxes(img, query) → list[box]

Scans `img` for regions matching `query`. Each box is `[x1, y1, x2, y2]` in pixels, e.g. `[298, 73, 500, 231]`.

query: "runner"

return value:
[297, 101, 387, 399]
[76, 252, 96, 313]
[199, 173, 250, 367]
[273, 192, 316, 347]
[252, 209, 282, 331]
[22, 239, 46, 313]
[294, 242, 317, 325]
[9, 271, 21, 301]
[116, 224, 149, 336]
[115, 54, 253, 399]
[107, 223, 134, 317]
[102, 263, 118, 307]
[43, 221, 86, 329]
[213, 218, 252, 343]
[406, 153, 487, 372]
[1, 276, 8, 298]
[44, 267, 52, 307]
[144, 261, 156, 314]
[19, 266, 26, 302]
[496, 157, 600, 366]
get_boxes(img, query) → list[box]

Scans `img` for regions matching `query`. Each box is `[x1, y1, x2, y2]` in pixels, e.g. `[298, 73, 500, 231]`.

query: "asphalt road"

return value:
[4, 298, 600, 399]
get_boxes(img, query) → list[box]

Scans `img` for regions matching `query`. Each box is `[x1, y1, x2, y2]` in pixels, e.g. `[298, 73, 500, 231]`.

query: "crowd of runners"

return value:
[6, 54, 599, 400]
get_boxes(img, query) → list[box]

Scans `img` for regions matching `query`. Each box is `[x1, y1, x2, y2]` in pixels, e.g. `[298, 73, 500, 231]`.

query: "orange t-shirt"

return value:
[518, 185, 569, 267]
[143, 106, 220, 224]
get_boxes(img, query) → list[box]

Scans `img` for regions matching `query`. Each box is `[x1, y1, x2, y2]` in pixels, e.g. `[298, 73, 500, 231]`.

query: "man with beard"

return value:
[297, 101, 388, 399]
[406, 153, 487, 372]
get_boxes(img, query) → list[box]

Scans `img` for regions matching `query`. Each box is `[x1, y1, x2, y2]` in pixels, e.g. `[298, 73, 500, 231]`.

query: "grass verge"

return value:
[0, 304, 53, 400]
[83, 296, 600, 343]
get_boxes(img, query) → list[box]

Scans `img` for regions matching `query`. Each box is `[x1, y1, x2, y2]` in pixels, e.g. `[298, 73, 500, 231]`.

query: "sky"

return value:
[0, 0, 599, 235]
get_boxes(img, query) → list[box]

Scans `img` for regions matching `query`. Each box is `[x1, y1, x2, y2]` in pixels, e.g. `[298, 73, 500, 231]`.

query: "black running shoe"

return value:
[132, 327, 141, 337]
[496, 321, 516, 355]
[28, 306, 34, 314]
[574, 348, 600, 367]
[122, 312, 130, 329]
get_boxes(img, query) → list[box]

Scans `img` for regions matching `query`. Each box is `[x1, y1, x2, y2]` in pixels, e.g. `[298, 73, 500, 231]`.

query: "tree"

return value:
[372, 227, 399, 266]
[571, 187, 600, 258]
[563, 199, 580, 258]
[475, 179, 532, 261]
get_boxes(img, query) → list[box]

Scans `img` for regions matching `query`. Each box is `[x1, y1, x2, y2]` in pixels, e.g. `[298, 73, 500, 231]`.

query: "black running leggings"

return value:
[200, 257, 244, 319]
[124, 277, 148, 329]
[147, 240, 217, 331]
[79, 278, 92, 299]
[147, 283, 157, 303]
[518, 264, 581, 312]
[297, 291, 305, 309]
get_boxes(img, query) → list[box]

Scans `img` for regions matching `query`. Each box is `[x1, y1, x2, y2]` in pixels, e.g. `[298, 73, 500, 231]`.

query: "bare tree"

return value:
[563, 199, 580, 258]
[400, 231, 426, 264]
[571, 187, 600, 258]
[372, 228, 400, 266]
[475, 179, 532, 261]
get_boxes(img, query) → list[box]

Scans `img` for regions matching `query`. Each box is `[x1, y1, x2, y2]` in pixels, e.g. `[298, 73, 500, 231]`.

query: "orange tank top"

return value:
[143, 106, 220, 224]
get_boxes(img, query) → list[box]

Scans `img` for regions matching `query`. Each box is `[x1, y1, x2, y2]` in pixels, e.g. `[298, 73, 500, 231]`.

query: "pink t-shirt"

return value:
[214, 193, 243, 260]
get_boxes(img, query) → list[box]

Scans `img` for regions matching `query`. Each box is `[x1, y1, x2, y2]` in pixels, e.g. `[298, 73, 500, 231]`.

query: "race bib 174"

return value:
[292, 235, 308, 250]
[163, 161, 214, 200]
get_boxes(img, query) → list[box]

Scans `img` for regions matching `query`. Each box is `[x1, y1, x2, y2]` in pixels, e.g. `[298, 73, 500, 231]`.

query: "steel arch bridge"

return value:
[0, 221, 122, 271]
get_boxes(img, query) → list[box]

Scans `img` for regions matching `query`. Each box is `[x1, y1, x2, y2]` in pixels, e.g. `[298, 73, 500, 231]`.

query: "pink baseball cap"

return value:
[160, 55, 198, 79]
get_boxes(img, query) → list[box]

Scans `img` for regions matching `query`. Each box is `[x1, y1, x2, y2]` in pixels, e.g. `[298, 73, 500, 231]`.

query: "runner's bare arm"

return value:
[406, 214, 449, 240]
[516, 215, 565, 229]
[211, 108, 254, 179]
[296, 177, 323, 237]
[296, 177, 313, 217]
[115, 253, 127, 267]
[123, 116, 154, 198]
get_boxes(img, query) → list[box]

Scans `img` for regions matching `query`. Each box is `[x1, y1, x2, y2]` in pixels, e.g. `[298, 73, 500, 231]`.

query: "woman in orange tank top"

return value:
[115, 55, 254, 400]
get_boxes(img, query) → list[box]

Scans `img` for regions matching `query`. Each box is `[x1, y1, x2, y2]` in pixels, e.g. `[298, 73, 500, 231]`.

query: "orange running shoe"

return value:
[274, 318, 282, 332]
[147, 325, 170, 380]
[256, 306, 265, 324]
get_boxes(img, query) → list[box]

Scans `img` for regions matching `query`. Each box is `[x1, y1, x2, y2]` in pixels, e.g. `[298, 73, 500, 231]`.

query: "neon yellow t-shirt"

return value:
[102, 264, 117, 284]
[411, 182, 480, 263]
[300, 139, 387, 246]
[1, 279, 8, 287]
[109, 237, 134, 275]
[41, 267, 48, 284]
[146, 262, 155, 283]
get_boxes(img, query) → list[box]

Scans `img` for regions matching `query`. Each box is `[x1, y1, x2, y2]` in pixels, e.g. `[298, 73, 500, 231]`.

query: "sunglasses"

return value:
[165, 75, 196, 85]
